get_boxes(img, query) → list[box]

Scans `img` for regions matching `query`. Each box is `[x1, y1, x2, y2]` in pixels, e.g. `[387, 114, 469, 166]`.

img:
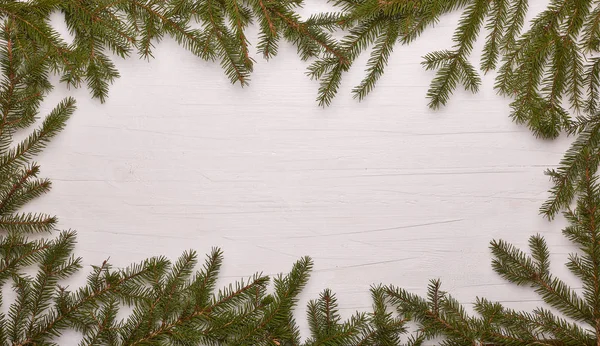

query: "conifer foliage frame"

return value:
[2, 0, 600, 344]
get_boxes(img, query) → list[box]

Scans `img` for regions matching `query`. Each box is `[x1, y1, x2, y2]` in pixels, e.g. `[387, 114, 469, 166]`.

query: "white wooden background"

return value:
[24, 0, 579, 339]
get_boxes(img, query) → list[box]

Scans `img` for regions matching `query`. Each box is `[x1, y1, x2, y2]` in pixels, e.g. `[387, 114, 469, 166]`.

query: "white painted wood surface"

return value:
[26, 0, 577, 338]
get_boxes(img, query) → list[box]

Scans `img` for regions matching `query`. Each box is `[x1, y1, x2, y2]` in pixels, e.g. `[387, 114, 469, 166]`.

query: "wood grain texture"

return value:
[25, 0, 576, 339]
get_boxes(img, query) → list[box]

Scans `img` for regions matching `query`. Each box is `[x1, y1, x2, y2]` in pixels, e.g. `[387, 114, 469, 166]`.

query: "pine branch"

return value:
[0, 213, 56, 234]
[384, 158, 600, 345]
[0, 2, 74, 78]
[425, 0, 489, 108]
[0, 98, 75, 172]
[540, 119, 600, 219]
[234, 256, 311, 345]
[0, 236, 50, 284]
[491, 236, 594, 324]
[352, 19, 399, 100]
[481, 0, 508, 72]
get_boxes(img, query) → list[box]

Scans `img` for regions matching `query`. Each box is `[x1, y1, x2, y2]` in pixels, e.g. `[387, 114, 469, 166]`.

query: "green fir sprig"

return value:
[388, 158, 600, 345]
[310, 0, 600, 142]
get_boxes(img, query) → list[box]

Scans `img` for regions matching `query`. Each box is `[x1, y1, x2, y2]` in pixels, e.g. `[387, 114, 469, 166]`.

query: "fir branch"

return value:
[0, 98, 75, 172]
[540, 120, 600, 219]
[585, 57, 600, 114]
[501, 0, 528, 52]
[0, 2, 74, 77]
[385, 158, 600, 344]
[352, 19, 399, 100]
[424, 0, 489, 108]
[0, 213, 56, 234]
[491, 236, 594, 324]
[481, 0, 508, 73]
